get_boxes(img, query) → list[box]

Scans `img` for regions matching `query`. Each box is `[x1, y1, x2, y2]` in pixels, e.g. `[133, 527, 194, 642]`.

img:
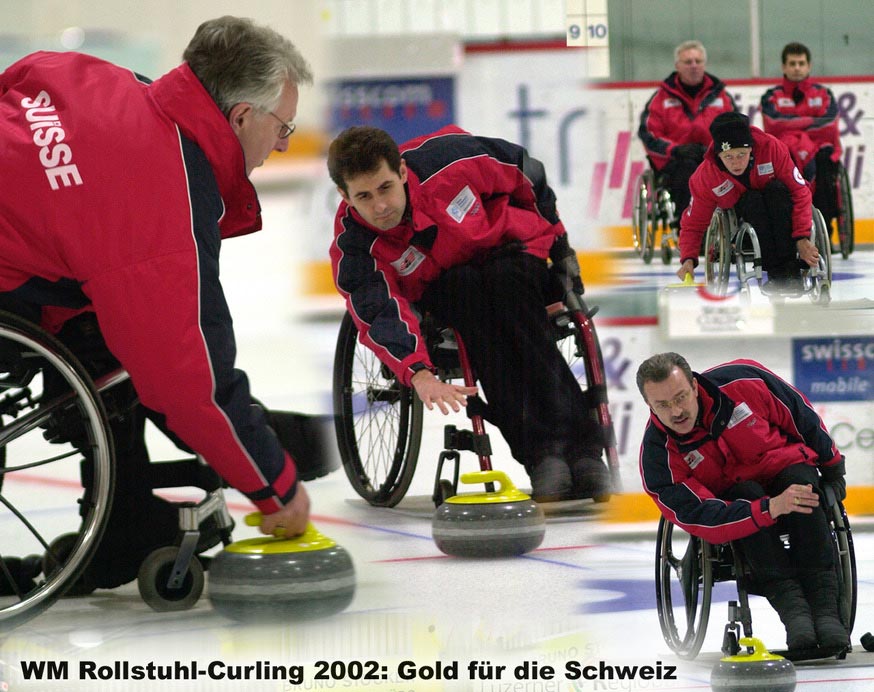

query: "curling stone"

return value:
[432, 470, 545, 558]
[711, 637, 796, 692]
[208, 516, 355, 622]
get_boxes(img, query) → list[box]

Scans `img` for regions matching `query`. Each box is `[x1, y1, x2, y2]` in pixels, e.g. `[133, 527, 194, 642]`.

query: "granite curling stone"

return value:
[208, 517, 355, 622]
[710, 637, 796, 692]
[432, 470, 546, 557]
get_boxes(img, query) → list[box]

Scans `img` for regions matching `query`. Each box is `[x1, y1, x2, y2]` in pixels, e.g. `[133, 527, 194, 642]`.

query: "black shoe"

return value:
[0, 555, 41, 596]
[527, 456, 573, 502]
[568, 457, 611, 500]
[66, 494, 182, 591]
[801, 571, 850, 649]
[764, 579, 818, 650]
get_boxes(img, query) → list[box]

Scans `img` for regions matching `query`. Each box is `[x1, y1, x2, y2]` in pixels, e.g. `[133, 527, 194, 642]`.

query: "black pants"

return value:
[734, 180, 798, 276]
[419, 252, 602, 466]
[810, 149, 838, 222]
[724, 463, 834, 587]
[657, 154, 702, 218]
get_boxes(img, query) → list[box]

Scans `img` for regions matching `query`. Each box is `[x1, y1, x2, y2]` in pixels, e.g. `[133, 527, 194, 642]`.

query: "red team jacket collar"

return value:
[781, 75, 812, 96]
[148, 63, 262, 239]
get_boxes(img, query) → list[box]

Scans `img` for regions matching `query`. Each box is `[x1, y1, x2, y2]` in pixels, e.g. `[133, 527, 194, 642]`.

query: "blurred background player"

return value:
[760, 42, 841, 223]
[638, 40, 738, 221]
[676, 112, 818, 291]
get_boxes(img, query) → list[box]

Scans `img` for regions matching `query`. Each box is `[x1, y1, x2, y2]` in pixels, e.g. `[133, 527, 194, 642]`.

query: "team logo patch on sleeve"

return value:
[777, 97, 794, 108]
[793, 166, 806, 185]
[712, 179, 734, 197]
[808, 96, 823, 107]
[663, 97, 681, 108]
[446, 185, 477, 223]
[390, 246, 426, 276]
[756, 162, 775, 175]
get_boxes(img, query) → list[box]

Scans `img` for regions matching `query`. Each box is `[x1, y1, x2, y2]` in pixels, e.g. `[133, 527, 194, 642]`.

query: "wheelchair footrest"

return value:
[771, 644, 849, 662]
[444, 425, 491, 456]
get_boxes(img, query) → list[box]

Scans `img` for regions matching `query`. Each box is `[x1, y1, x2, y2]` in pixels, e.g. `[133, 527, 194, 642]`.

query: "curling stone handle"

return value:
[737, 637, 768, 655]
[683, 272, 694, 285]
[459, 470, 516, 493]
[245, 512, 318, 539]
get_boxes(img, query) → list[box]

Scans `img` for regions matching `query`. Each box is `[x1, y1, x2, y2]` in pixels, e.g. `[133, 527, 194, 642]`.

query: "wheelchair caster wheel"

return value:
[432, 471, 545, 558]
[432, 479, 455, 507]
[138, 546, 204, 612]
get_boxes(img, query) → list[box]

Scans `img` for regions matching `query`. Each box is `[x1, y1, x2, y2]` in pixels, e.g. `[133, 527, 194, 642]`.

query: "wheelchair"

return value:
[632, 169, 679, 265]
[655, 485, 856, 661]
[828, 161, 855, 260]
[0, 310, 234, 630]
[332, 288, 620, 508]
[702, 205, 832, 305]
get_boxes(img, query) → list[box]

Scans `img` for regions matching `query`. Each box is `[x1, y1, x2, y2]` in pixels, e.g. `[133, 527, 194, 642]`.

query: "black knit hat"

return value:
[710, 112, 752, 152]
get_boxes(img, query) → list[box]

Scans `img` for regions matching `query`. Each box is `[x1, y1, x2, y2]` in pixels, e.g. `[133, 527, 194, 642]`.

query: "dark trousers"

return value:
[419, 252, 602, 466]
[724, 463, 834, 587]
[810, 149, 838, 222]
[734, 180, 797, 276]
[658, 154, 702, 218]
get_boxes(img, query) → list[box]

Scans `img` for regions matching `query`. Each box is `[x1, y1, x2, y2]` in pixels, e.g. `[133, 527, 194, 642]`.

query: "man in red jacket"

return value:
[0, 17, 327, 590]
[760, 43, 842, 221]
[677, 111, 818, 290]
[637, 352, 849, 652]
[638, 40, 738, 219]
[327, 125, 610, 503]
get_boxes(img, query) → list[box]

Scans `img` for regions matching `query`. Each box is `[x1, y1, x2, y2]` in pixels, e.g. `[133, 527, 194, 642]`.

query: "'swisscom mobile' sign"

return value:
[793, 337, 874, 402]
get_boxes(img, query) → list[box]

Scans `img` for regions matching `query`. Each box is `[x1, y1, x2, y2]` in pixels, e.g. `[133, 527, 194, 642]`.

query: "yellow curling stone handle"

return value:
[720, 637, 786, 662]
[445, 470, 533, 504]
[222, 514, 337, 554]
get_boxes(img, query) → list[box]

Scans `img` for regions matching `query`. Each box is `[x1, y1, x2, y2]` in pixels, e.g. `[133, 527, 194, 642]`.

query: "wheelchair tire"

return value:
[835, 163, 854, 258]
[655, 516, 713, 659]
[703, 209, 733, 296]
[333, 312, 422, 507]
[830, 500, 857, 636]
[632, 171, 654, 261]
[558, 295, 620, 495]
[0, 310, 115, 629]
[809, 207, 832, 306]
[138, 546, 204, 612]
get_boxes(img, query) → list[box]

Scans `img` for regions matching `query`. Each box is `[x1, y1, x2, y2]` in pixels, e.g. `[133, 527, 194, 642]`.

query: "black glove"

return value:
[549, 234, 584, 296]
[820, 457, 847, 503]
[672, 143, 706, 161]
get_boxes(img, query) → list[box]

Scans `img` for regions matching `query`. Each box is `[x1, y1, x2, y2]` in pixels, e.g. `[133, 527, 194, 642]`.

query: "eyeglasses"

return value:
[652, 389, 693, 412]
[266, 110, 296, 139]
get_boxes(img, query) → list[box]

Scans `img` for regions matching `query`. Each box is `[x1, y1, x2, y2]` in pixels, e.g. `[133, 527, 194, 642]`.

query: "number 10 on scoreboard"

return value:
[566, 0, 609, 48]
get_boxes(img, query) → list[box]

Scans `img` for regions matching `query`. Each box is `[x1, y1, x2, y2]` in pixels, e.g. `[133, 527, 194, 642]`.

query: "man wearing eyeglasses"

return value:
[636, 352, 849, 653]
[0, 16, 325, 592]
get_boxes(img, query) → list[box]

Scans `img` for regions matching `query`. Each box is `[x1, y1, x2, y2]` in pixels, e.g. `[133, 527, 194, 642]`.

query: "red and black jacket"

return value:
[0, 51, 298, 513]
[330, 125, 566, 387]
[638, 72, 738, 171]
[639, 359, 842, 543]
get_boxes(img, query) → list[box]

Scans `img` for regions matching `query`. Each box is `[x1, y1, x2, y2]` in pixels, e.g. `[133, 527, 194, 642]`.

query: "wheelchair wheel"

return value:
[632, 170, 656, 264]
[333, 312, 422, 507]
[0, 310, 115, 629]
[830, 500, 857, 635]
[554, 295, 619, 497]
[703, 208, 733, 296]
[655, 516, 713, 659]
[807, 207, 832, 306]
[835, 163, 854, 258]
